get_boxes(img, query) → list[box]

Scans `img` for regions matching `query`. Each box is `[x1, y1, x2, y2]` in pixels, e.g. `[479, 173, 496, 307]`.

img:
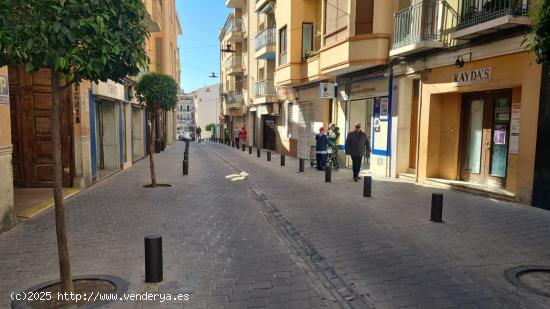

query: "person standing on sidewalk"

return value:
[239, 127, 248, 147]
[234, 127, 241, 148]
[345, 123, 370, 182]
[315, 127, 329, 171]
[196, 126, 202, 142]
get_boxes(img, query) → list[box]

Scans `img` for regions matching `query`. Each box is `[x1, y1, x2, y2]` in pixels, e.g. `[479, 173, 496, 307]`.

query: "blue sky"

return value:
[177, 0, 230, 93]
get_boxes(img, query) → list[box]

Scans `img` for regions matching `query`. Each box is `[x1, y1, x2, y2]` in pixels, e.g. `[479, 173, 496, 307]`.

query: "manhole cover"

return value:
[506, 266, 550, 297]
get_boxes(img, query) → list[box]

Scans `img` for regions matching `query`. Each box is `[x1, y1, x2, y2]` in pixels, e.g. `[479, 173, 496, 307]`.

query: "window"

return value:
[302, 23, 314, 60]
[355, 0, 374, 35]
[279, 26, 288, 65]
[187, 105, 190, 112]
[155, 38, 163, 72]
[324, 0, 348, 36]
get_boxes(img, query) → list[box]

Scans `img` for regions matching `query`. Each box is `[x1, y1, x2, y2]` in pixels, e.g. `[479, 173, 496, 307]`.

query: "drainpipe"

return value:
[415, 72, 423, 183]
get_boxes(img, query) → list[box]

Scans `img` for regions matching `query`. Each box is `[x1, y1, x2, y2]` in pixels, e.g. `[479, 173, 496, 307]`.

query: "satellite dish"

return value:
[209, 72, 218, 78]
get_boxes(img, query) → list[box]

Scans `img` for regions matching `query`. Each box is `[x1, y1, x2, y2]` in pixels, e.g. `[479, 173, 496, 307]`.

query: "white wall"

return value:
[193, 83, 221, 133]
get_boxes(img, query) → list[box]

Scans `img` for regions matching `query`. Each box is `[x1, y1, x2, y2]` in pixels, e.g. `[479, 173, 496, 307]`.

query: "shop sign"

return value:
[92, 80, 125, 101]
[0, 74, 9, 105]
[73, 84, 81, 124]
[452, 67, 492, 87]
[510, 103, 521, 154]
[320, 83, 336, 99]
[349, 78, 389, 100]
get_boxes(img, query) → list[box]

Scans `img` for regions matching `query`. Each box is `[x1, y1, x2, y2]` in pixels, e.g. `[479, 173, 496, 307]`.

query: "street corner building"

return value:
[218, 0, 549, 209]
[0, 0, 183, 232]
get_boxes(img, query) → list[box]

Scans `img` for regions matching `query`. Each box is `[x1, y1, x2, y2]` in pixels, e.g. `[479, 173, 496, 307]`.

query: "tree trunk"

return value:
[51, 70, 74, 293]
[149, 109, 157, 188]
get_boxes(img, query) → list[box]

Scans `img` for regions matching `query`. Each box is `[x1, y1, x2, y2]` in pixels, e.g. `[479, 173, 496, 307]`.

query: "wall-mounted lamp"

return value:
[455, 52, 472, 68]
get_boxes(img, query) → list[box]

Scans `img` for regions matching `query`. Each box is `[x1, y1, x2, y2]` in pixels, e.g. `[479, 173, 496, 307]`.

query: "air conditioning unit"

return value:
[320, 83, 336, 99]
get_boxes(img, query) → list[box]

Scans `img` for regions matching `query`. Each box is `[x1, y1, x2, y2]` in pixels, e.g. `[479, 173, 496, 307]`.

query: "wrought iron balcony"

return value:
[222, 16, 244, 41]
[255, 79, 276, 98]
[224, 54, 243, 75]
[225, 91, 244, 108]
[453, 0, 531, 39]
[255, 27, 276, 60]
[391, 0, 457, 57]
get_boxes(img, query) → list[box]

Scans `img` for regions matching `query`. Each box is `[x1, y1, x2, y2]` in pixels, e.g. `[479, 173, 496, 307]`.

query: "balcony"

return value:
[390, 0, 457, 57]
[225, 91, 244, 109]
[254, 79, 277, 104]
[255, 28, 277, 60]
[452, 0, 531, 40]
[223, 16, 244, 42]
[255, 0, 273, 13]
[224, 54, 243, 76]
[226, 0, 243, 8]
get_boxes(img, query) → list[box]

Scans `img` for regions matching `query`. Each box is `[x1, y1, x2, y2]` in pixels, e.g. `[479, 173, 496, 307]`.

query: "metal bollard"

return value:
[242, 144, 246, 152]
[184, 151, 189, 162]
[257, 148, 261, 158]
[183, 160, 189, 175]
[299, 158, 305, 173]
[431, 193, 443, 223]
[325, 166, 332, 183]
[249, 146, 253, 154]
[363, 176, 372, 197]
[231, 140, 235, 147]
[281, 155, 285, 166]
[145, 235, 163, 283]
[267, 151, 271, 161]
[185, 142, 189, 153]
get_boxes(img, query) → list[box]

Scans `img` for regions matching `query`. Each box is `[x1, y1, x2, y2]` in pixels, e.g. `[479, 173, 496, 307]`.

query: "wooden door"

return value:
[409, 80, 420, 170]
[460, 91, 511, 187]
[8, 66, 73, 188]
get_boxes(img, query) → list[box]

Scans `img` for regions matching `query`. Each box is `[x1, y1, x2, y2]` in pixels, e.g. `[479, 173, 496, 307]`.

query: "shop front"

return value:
[419, 52, 542, 203]
[337, 74, 391, 176]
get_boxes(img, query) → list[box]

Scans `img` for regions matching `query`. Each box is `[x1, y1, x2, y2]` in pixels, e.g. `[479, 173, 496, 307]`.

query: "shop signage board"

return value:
[510, 103, 521, 154]
[320, 83, 336, 99]
[452, 67, 492, 87]
[92, 80, 125, 101]
[349, 78, 389, 100]
[0, 73, 9, 105]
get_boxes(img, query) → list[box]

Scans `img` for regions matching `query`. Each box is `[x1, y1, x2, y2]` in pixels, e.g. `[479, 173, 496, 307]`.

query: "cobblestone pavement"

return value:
[0, 142, 334, 309]
[2, 141, 550, 309]
[201, 142, 550, 309]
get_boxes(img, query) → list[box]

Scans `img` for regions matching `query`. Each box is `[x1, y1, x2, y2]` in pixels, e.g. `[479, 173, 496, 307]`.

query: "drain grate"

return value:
[506, 266, 550, 297]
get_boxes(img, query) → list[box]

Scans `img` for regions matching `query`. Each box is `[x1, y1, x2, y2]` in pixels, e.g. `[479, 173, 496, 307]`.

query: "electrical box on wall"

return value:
[320, 83, 336, 99]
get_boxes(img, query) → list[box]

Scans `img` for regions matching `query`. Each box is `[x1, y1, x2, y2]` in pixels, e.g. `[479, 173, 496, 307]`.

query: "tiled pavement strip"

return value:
[0, 141, 549, 309]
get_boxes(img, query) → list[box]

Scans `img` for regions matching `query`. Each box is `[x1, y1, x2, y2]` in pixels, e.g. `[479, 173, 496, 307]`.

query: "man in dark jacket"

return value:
[315, 127, 329, 171]
[345, 123, 371, 182]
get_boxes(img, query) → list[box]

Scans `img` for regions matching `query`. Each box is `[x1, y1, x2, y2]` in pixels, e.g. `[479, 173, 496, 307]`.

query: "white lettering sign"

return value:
[452, 67, 492, 87]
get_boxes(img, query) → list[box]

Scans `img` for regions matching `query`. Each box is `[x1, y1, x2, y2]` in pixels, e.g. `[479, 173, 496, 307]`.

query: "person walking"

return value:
[315, 127, 329, 171]
[239, 127, 248, 147]
[345, 123, 371, 182]
[233, 127, 241, 148]
[195, 126, 202, 142]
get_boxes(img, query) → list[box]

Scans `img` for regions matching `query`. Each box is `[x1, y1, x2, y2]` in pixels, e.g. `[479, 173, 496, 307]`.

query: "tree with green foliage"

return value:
[0, 0, 149, 294]
[527, 0, 550, 66]
[135, 73, 178, 188]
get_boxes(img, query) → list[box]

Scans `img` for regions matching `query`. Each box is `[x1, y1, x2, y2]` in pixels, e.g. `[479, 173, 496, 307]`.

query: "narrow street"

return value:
[1, 141, 550, 308]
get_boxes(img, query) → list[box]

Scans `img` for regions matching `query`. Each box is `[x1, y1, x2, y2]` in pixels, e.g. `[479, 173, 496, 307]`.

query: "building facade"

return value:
[0, 0, 183, 232]
[193, 84, 221, 139]
[176, 93, 195, 139]
[219, 0, 545, 206]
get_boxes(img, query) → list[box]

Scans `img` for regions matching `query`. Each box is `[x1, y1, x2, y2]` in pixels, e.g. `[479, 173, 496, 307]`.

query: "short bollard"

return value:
[231, 140, 235, 147]
[267, 151, 272, 161]
[184, 151, 189, 161]
[299, 158, 305, 173]
[281, 155, 286, 166]
[183, 160, 189, 175]
[185, 142, 189, 153]
[242, 144, 246, 152]
[249, 146, 253, 154]
[325, 166, 332, 183]
[431, 193, 444, 223]
[363, 176, 372, 197]
[145, 235, 163, 283]
[257, 148, 261, 157]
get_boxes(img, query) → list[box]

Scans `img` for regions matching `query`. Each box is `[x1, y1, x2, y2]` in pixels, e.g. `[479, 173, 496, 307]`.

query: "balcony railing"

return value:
[224, 54, 243, 73]
[226, 91, 244, 108]
[393, 0, 457, 50]
[223, 16, 243, 35]
[457, 0, 529, 30]
[255, 79, 276, 98]
[255, 27, 276, 51]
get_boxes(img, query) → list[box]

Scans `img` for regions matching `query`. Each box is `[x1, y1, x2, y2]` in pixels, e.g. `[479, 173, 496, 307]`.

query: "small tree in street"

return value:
[0, 0, 149, 294]
[135, 73, 178, 188]
[526, 0, 550, 65]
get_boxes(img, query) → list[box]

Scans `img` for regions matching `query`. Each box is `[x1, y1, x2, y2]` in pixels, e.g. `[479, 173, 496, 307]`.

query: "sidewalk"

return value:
[205, 142, 550, 309]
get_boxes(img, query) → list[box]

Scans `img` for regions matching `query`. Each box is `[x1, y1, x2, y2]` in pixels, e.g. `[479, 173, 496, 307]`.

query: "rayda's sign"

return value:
[452, 67, 492, 87]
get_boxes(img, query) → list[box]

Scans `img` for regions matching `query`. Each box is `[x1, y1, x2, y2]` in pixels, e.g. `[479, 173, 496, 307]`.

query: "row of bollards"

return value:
[217, 137, 445, 224]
